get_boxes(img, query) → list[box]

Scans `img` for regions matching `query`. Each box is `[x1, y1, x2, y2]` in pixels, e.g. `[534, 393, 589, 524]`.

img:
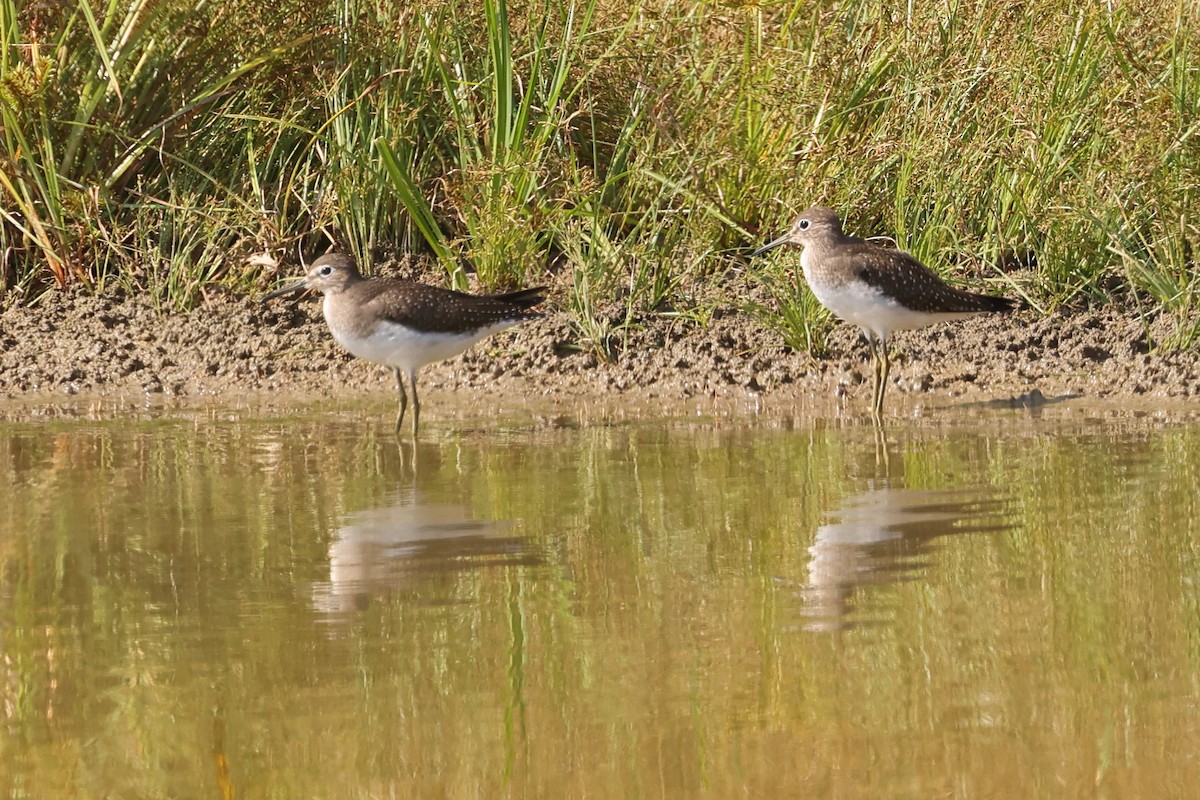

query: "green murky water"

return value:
[3, 401, 1200, 797]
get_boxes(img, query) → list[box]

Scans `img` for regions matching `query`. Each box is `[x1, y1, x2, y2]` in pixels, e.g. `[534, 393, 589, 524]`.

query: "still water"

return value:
[2, 398, 1199, 797]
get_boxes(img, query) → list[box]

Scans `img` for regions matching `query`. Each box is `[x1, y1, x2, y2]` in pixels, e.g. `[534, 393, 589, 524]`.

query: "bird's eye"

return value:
[320, 266, 333, 276]
[798, 220, 810, 230]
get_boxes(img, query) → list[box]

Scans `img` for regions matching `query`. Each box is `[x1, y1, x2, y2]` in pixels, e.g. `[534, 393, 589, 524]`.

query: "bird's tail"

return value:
[952, 287, 1017, 313]
[491, 286, 548, 310]
[976, 293, 1018, 313]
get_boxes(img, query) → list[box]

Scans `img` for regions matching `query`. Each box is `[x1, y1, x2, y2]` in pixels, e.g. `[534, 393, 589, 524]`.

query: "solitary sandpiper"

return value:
[265, 253, 546, 436]
[754, 206, 1015, 415]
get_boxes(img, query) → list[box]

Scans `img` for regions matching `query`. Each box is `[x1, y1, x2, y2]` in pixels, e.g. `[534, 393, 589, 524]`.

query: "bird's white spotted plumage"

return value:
[265, 253, 546, 437]
[755, 206, 1015, 415]
[328, 302, 523, 375]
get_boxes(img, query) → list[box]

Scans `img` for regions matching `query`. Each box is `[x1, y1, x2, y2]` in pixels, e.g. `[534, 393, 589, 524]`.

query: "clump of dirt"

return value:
[2, 273, 1198, 406]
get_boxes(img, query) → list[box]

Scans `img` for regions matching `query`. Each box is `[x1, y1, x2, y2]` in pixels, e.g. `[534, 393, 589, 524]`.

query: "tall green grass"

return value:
[1, 0, 1197, 354]
[0, 0, 316, 301]
[379, 0, 614, 289]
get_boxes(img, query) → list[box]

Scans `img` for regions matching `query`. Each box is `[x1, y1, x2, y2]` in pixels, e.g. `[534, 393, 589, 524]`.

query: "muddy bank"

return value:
[2, 273, 1198, 410]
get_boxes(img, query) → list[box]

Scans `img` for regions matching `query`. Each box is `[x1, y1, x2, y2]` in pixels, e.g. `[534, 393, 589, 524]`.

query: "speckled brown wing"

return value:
[826, 244, 1015, 314]
[360, 280, 547, 334]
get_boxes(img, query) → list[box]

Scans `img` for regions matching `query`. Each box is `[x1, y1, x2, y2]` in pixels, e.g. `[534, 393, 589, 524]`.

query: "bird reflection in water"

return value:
[311, 486, 543, 618]
[801, 487, 1011, 632]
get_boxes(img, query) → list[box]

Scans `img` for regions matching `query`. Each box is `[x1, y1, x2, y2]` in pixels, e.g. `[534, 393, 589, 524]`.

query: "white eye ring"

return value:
[798, 220, 810, 230]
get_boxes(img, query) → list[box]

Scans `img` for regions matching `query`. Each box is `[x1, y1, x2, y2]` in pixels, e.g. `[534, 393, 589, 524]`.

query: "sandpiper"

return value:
[265, 253, 546, 436]
[754, 206, 1015, 415]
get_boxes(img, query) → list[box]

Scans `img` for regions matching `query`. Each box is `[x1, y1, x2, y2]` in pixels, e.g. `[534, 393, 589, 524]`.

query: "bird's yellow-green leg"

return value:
[408, 368, 421, 439]
[393, 367, 408, 435]
[874, 335, 892, 416]
[864, 334, 882, 417]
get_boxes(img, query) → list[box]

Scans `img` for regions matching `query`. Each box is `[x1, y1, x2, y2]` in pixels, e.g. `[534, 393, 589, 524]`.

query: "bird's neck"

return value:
[326, 273, 366, 297]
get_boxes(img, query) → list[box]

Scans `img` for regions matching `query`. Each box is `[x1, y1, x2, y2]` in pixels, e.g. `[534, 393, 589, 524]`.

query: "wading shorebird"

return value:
[753, 206, 1015, 415]
[265, 253, 546, 437]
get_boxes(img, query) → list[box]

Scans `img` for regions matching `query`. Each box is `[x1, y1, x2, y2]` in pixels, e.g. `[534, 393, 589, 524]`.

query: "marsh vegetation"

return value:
[2, 0, 1197, 355]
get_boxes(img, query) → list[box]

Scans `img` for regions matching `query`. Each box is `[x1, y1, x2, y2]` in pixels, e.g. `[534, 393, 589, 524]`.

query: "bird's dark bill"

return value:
[263, 278, 309, 301]
[752, 233, 791, 256]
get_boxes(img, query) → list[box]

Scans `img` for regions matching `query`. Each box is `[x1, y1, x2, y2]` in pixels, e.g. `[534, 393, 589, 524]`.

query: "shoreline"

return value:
[3, 283, 1199, 414]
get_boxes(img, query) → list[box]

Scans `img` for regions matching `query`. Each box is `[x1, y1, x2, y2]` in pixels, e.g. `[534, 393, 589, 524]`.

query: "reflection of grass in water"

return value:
[1, 0, 1198, 363]
[6, 411, 1200, 792]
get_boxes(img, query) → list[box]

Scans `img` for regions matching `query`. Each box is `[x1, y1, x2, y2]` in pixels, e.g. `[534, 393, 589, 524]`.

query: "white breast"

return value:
[324, 297, 520, 373]
[800, 248, 980, 339]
